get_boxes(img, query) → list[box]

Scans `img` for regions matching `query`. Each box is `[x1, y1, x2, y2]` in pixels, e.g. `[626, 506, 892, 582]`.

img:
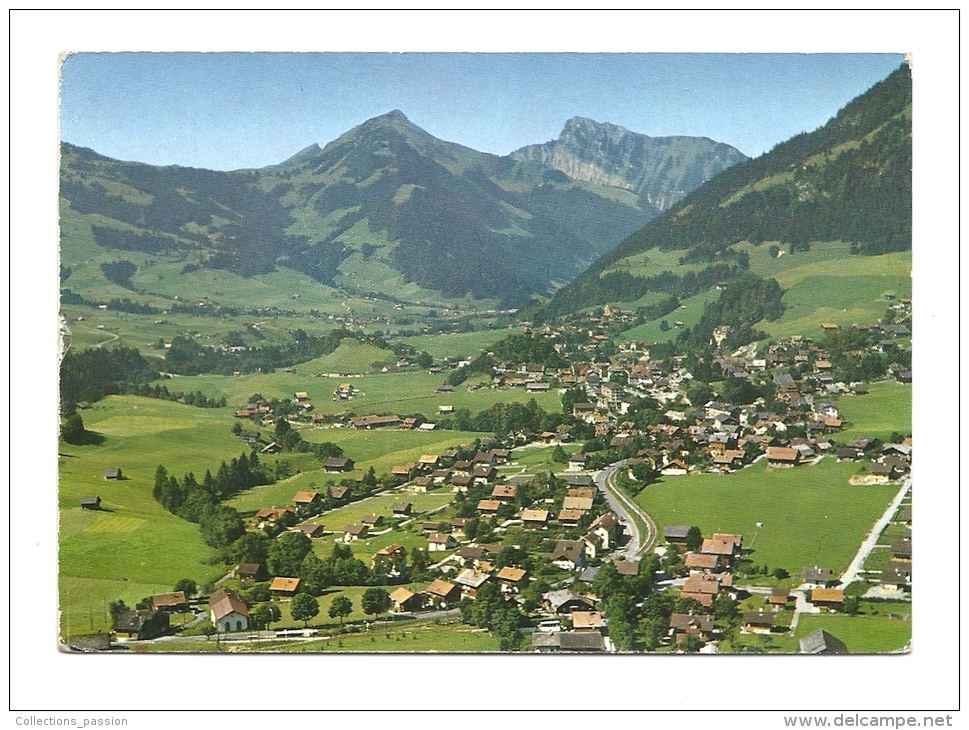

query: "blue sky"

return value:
[60, 52, 905, 171]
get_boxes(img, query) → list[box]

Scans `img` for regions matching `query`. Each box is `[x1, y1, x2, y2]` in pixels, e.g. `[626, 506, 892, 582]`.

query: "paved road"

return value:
[593, 462, 657, 560]
[839, 475, 911, 587]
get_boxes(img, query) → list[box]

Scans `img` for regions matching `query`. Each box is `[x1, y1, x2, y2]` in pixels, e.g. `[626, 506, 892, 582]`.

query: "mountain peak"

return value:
[511, 118, 746, 211]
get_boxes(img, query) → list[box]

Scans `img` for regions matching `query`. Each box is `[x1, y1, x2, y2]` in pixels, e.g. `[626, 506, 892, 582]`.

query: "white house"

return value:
[209, 588, 249, 633]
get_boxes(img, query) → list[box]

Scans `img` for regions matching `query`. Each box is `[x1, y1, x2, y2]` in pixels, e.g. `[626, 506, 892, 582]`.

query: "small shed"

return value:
[104, 468, 122, 480]
[80, 496, 102, 510]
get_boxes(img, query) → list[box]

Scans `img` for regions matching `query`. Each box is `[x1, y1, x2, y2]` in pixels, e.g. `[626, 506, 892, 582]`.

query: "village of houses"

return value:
[75, 305, 912, 654]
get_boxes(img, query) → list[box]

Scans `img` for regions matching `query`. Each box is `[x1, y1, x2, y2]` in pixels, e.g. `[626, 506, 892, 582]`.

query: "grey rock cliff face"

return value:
[511, 117, 747, 213]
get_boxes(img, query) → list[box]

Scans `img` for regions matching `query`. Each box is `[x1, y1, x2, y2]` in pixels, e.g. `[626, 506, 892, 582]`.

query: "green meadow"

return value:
[759, 246, 911, 338]
[834, 381, 911, 441]
[58, 397, 244, 634]
[133, 616, 503, 653]
[225, 428, 488, 513]
[619, 289, 719, 343]
[185, 358, 562, 420]
[637, 457, 898, 577]
[613, 241, 910, 343]
[400, 329, 514, 361]
[793, 611, 911, 654]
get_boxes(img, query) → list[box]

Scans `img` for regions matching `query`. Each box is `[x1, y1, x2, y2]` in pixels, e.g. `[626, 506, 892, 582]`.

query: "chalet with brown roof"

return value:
[700, 534, 741, 567]
[424, 579, 461, 607]
[571, 611, 605, 632]
[456, 546, 488, 567]
[810, 588, 844, 611]
[801, 566, 833, 587]
[891, 539, 912, 561]
[550, 540, 587, 571]
[361, 513, 384, 527]
[590, 512, 620, 548]
[113, 609, 170, 640]
[450, 474, 473, 492]
[151, 591, 188, 613]
[391, 464, 415, 479]
[269, 577, 301, 599]
[663, 525, 692, 544]
[661, 459, 690, 476]
[766, 446, 801, 467]
[520, 508, 550, 527]
[350, 414, 402, 430]
[372, 546, 408, 577]
[342, 524, 369, 541]
[329, 485, 349, 502]
[235, 563, 266, 582]
[473, 465, 498, 483]
[477, 499, 501, 515]
[491, 484, 517, 501]
[562, 496, 594, 512]
[881, 561, 911, 592]
[255, 506, 295, 525]
[558, 508, 583, 527]
[685, 552, 719, 572]
[324, 457, 354, 473]
[669, 613, 715, 641]
[568, 452, 588, 470]
[742, 610, 775, 635]
[614, 560, 639, 577]
[389, 587, 423, 613]
[261, 442, 283, 454]
[297, 522, 324, 538]
[569, 486, 596, 499]
[496, 566, 528, 591]
[450, 517, 470, 536]
[391, 502, 413, 516]
[427, 532, 458, 552]
[681, 575, 721, 608]
[293, 491, 321, 510]
[768, 587, 792, 610]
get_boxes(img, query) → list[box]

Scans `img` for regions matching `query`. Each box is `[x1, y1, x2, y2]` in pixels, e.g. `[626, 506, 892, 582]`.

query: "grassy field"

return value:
[793, 612, 911, 654]
[612, 241, 910, 343]
[400, 329, 514, 361]
[619, 289, 719, 343]
[834, 381, 911, 441]
[131, 616, 503, 653]
[185, 366, 563, 420]
[637, 457, 897, 577]
[57, 395, 345, 635]
[225, 428, 487, 512]
[58, 396, 255, 634]
[761, 248, 911, 339]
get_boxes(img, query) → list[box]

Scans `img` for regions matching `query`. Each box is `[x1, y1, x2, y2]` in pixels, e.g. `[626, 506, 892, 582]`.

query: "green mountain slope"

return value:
[545, 64, 912, 317]
[60, 110, 745, 308]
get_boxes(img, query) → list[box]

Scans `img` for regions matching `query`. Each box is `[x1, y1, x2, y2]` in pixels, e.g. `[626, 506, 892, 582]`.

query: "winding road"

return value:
[593, 462, 658, 560]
